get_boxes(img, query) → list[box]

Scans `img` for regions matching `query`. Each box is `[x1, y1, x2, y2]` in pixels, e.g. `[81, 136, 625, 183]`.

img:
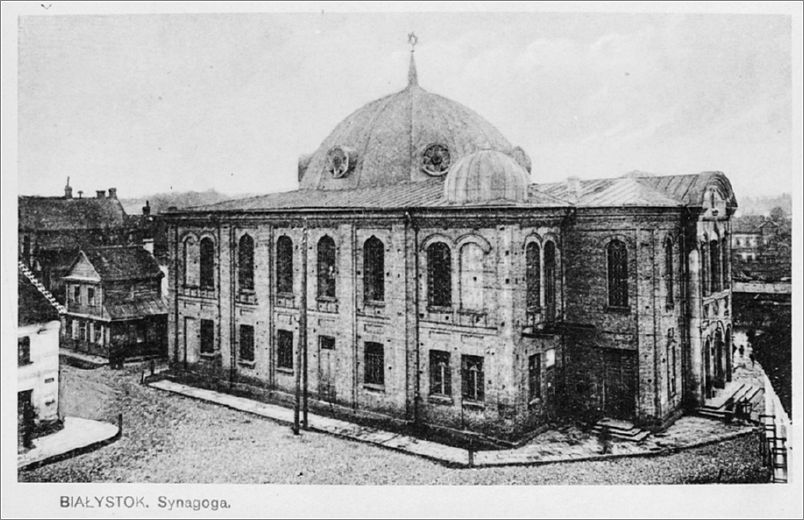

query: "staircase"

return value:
[697, 382, 762, 421]
[592, 418, 650, 442]
[18, 260, 67, 315]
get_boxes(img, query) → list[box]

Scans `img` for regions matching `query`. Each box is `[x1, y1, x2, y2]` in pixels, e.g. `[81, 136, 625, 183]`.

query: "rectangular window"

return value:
[461, 355, 485, 402]
[277, 329, 293, 370]
[72, 319, 78, 339]
[79, 321, 87, 341]
[319, 335, 335, 350]
[73, 285, 81, 305]
[528, 354, 541, 401]
[364, 342, 385, 386]
[239, 324, 254, 362]
[18, 337, 31, 366]
[429, 350, 451, 396]
[96, 325, 104, 345]
[87, 287, 95, 306]
[200, 319, 215, 354]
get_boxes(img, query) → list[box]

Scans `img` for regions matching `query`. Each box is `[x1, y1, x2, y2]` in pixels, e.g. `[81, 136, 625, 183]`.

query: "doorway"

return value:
[318, 336, 336, 402]
[601, 349, 636, 420]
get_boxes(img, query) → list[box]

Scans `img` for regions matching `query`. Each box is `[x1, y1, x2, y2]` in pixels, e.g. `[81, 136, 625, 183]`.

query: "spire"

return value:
[407, 32, 418, 87]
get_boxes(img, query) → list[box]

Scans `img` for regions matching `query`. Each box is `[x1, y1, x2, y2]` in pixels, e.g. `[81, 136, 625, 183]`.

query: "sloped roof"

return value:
[18, 271, 60, 326]
[104, 294, 167, 320]
[188, 178, 568, 213]
[19, 196, 128, 231]
[537, 177, 681, 207]
[732, 215, 765, 233]
[71, 246, 163, 281]
[636, 171, 738, 208]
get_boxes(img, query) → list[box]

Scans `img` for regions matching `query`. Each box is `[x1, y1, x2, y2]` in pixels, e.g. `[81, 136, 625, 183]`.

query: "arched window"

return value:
[276, 236, 293, 294]
[607, 239, 628, 308]
[317, 235, 336, 299]
[544, 241, 557, 320]
[363, 237, 385, 303]
[710, 239, 720, 293]
[460, 242, 484, 310]
[722, 236, 729, 290]
[238, 234, 254, 291]
[200, 237, 215, 290]
[183, 237, 197, 286]
[525, 242, 541, 310]
[664, 238, 674, 309]
[701, 241, 709, 296]
[427, 242, 451, 307]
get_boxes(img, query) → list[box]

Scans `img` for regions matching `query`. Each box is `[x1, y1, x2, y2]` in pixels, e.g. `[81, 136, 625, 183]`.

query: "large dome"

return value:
[298, 54, 525, 191]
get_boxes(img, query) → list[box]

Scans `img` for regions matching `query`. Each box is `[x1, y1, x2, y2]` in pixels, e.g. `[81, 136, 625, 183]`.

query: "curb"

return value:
[18, 424, 122, 472]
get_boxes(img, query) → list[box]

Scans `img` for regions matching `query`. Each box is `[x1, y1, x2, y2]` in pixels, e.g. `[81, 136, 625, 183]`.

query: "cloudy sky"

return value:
[17, 8, 793, 200]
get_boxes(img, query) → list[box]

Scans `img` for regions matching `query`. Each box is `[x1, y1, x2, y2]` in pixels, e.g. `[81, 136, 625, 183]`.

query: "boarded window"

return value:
[277, 329, 293, 370]
[665, 239, 674, 309]
[18, 336, 31, 366]
[460, 243, 484, 310]
[427, 242, 451, 307]
[276, 236, 293, 294]
[200, 319, 215, 354]
[526, 242, 541, 309]
[364, 342, 384, 386]
[200, 237, 215, 290]
[528, 353, 541, 401]
[239, 324, 254, 362]
[461, 355, 484, 402]
[317, 236, 336, 299]
[429, 350, 451, 396]
[544, 241, 557, 320]
[238, 234, 255, 291]
[363, 237, 385, 302]
[607, 239, 628, 308]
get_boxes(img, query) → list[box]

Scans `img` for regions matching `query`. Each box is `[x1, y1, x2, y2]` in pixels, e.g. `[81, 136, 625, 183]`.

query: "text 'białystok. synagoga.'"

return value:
[162, 49, 736, 444]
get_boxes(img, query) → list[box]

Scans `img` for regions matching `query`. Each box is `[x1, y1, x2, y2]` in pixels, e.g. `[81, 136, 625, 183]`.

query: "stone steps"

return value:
[592, 419, 650, 442]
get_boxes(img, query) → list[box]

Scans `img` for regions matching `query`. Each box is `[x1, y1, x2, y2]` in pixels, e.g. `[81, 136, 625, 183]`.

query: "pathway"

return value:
[18, 416, 120, 470]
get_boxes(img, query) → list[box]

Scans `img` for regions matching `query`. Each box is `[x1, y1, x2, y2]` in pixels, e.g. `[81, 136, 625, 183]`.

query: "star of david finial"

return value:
[408, 32, 418, 52]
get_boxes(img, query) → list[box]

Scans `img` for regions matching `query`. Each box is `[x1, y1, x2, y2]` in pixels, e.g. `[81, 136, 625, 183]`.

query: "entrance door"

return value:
[18, 390, 33, 451]
[602, 350, 636, 420]
[318, 336, 336, 402]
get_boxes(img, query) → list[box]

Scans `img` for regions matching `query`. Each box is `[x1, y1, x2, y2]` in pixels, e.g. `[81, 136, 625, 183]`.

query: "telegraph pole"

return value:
[299, 218, 308, 430]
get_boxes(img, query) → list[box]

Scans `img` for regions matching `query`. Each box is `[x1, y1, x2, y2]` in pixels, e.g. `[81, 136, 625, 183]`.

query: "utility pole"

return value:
[301, 218, 309, 429]
[293, 220, 307, 435]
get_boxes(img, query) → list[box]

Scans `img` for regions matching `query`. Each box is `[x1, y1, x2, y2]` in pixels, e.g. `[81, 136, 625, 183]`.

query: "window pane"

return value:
[238, 235, 255, 291]
[461, 355, 484, 402]
[200, 238, 215, 289]
[318, 236, 336, 298]
[277, 236, 294, 294]
[526, 242, 541, 309]
[18, 337, 31, 365]
[544, 241, 556, 319]
[427, 243, 451, 307]
[239, 324, 254, 361]
[277, 330, 293, 370]
[200, 319, 215, 353]
[528, 354, 541, 400]
[363, 237, 385, 302]
[364, 342, 384, 386]
[429, 350, 451, 396]
[607, 240, 628, 307]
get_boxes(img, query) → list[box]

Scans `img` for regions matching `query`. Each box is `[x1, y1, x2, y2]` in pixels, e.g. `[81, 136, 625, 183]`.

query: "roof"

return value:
[104, 294, 167, 320]
[186, 178, 568, 213]
[636, 172, 738, 208]
[19, 195, 128, 231]
[537, 177, 681, 207]
[18, 269, 61, 326]
[445, 150, 530, 204]
[732, 215, 765, 233]
[299, 54, 519, 191]
[68, 246, 163, 281]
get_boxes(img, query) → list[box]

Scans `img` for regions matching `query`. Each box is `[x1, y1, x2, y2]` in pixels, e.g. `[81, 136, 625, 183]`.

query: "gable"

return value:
[65, 252, 101, 281]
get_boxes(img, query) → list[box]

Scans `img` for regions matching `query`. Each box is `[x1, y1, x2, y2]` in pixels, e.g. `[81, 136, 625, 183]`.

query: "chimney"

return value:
[142, 200, 151, 216]
[77, 190, 83, 199]
[567, 176, 582, 200]
[108, 187, 117, 199]
[142, 238, 154, 255]
[64, 177, 73, 199]
[96, 190, 106, 199]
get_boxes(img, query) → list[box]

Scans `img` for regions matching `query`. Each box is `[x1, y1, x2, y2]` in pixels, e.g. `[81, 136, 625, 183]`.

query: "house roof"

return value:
[68, 246, 163, 282]
[18, 270, 61, 326]
[104, 294, 168, 320]
[18, 195, 127, 231]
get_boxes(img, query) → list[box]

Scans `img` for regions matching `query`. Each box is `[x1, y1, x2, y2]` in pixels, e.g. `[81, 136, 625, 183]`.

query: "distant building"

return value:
[732, 215, 791, 281]
[18, 178, 162, 301]
[18, 263, 65, 452]
[162, 53, 737, 443]
[62, 245, 168, 359]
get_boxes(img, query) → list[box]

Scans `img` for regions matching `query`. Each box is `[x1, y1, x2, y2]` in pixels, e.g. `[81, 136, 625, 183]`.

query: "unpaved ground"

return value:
[20, 362, 769, 485]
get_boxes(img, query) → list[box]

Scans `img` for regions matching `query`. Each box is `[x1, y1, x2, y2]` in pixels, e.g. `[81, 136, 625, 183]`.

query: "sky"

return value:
[17, 9, 794, 200]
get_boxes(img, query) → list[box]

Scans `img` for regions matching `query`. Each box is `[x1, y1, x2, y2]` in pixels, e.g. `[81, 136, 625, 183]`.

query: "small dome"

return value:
[444, 150, 530, 204]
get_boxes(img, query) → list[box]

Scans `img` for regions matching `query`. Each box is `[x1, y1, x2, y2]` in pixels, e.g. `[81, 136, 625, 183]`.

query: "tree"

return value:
[769, 206, 786, 222]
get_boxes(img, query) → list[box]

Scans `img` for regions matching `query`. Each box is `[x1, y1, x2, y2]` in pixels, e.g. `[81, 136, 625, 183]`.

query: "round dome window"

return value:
[326, 146, 353, 178]
[421, 144, 451, 176]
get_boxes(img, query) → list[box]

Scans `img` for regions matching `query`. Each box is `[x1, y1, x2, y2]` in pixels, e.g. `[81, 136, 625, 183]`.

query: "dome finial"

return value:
[407, 32, 418, 86]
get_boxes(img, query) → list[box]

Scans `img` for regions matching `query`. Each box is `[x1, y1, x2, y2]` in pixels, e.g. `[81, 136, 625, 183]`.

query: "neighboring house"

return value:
[732, 215, 791, 281]
[18, 262, 65, 452]
[18, 180, 163, 302]
[62, 245, 168, 359]
[161, 53, 737, 444]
